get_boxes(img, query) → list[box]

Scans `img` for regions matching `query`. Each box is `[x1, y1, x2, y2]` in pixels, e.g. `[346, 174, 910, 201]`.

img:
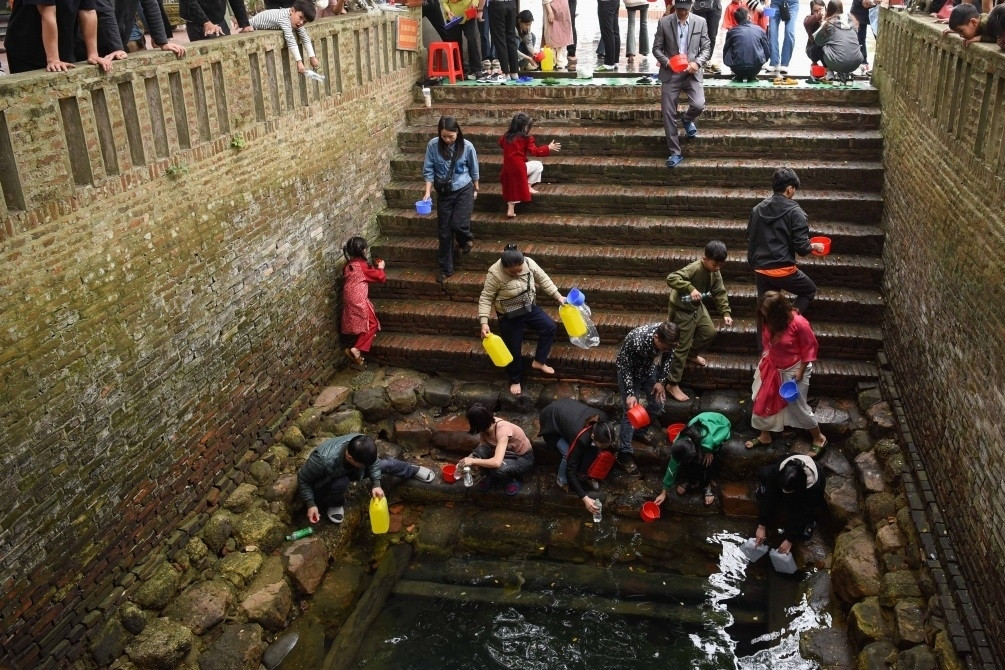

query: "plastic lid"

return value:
[567, 288, 586, 306]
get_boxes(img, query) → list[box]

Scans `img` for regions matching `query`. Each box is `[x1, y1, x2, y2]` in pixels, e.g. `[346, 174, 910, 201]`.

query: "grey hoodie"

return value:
[746, 194, 812, 270]
[813, 14, 865, 73]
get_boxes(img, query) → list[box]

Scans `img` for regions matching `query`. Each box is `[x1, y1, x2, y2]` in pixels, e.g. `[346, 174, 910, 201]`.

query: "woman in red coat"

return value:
[498, 113, 561, 218]
[340, 237, 386, 367]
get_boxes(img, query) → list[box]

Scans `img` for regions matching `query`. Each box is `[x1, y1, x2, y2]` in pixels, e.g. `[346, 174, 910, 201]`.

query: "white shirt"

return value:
[677, 18, 689, 54]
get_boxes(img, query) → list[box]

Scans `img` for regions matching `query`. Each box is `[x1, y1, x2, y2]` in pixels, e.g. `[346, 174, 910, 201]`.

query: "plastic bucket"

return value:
[444, 15, 462, 28]
[670, 54, 689, 73]
[464, 6, 477, 18]
[779, 380, 799, 402]
[415, 199, 432, 215]
[627, 404, 650, 430]
[762, 5, 776, 16]
[810, 64, 827, 78]
[809, 235, 831, 256]
[640, 501, 662, 522]
[441, 464, 457, 483]
[567, 288, 586, 306]
[533, 51, 546, 63]
[666, 423, 686, 442]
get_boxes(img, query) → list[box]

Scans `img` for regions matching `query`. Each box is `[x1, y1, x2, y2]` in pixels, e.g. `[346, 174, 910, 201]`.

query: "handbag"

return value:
[433, 144, 461, 196]
[779, 0, 790, 21]
[497, 272, 534, 318]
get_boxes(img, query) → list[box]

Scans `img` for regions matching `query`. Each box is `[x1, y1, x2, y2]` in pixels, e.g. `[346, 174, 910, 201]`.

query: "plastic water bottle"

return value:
[592, 498, 603, 523]
[303, 70, 325, 82]
[286, 527, 314, 541]
[463, 465, 474, 488]
[680, 291, 710, 304]
[421, 86, 431, 108]
[566, 289, 600, 349]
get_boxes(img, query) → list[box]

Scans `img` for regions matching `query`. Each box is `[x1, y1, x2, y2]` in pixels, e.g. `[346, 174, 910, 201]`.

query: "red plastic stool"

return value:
[427, 41, 463, 84]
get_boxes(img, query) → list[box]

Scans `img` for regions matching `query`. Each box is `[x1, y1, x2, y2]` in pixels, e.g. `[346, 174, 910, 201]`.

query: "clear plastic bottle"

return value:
[680, 291, 710, 304]
[592, 498, 603, 524]
[566, 289, 600, 349]
[463, 465, 474, 488]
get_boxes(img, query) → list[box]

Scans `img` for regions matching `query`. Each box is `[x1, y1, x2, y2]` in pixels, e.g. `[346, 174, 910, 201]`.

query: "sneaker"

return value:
[779, 67, 788, 75]
[665, 154, 684, 168]
[491, 73, 507, 83]
[708, 62, 721, 73]
[684, 121, 698, 138]
[616, 453, 639, 475]
[595, 64, 616, 72]
[326, 505, 345, 524]
[481, 59, 491, 73]
[476, 73, 492, 83]
[490, 59, 501, 74]
[413, 466, 435, 483]
[460, 240, 473, 254]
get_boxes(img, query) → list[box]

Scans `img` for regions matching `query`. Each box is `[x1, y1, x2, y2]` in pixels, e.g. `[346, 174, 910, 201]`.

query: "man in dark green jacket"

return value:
[297, 433, 433, 524]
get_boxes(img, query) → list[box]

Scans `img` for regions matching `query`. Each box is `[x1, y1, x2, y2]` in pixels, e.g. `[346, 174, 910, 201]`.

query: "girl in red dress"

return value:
[498, 113, 561, 218]
[340, 237, 386, 366]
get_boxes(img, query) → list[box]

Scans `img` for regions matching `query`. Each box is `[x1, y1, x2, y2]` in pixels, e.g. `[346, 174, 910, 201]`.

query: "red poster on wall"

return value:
[396, 17, 419, 51]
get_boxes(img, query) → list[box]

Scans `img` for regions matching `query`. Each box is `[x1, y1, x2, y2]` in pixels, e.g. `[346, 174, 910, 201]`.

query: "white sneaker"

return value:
[326, 506, 345, 524]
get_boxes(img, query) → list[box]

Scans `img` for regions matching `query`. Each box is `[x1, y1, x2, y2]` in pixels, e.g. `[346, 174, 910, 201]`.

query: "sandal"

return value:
[674, 484, 688, 497]
[326, 505, 345, 524]
[343, 347, 365, 366]
[810, 437, 828, 458]
[505, 480, 522, 496]
[703, 485, 715, 506]
[413, 466, 435, 483]
[744, 437, 772, 449]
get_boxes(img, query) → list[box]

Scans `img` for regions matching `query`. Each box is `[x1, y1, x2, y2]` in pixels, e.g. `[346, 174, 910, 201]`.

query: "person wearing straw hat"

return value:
[652, 0, 711, 168]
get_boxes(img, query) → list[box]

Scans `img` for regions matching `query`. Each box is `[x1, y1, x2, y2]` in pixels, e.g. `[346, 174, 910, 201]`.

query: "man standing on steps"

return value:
[747, 167, 826, 345]
[653, 0, 711, 169]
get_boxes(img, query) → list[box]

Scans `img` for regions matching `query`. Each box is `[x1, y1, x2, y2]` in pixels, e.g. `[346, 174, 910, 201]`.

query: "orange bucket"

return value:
[627, 405, 650, 430]
[810, 236, 832, 256]
[810, 64, 827, 78]
[464, 6, 477, 18]
[670, 54, 689, 73]
[666, 423, 686, 442]
[640, 501, 662, 522]
[441, 464, 457, 483]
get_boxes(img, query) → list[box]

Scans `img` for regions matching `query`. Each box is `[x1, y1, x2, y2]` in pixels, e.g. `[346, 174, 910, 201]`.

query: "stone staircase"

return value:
[371, 84, 883, 395]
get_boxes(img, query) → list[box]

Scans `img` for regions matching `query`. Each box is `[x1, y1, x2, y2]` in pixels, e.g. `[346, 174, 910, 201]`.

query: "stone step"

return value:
[368, 333, 879, 394]
[376, 210, 885, 256]
[372, 300, 883, 359]
[397, 126, 883, 160]
[383, 182, 884, 222]
[371, 269, 886, 324]
[374, 237, 884, 289]
[422, 82, 880, 107]
[406, 102, 882, 130]
[390, 155, 884, 192]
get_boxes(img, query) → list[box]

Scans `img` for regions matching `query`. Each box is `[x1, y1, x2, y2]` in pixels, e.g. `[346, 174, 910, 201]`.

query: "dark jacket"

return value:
[722, 20, 770, 71]
[296, 434, 382, 508]
[746, 194, 812, 270]
[75, 0, 126, 59]
[116, 0, 172, 47]
[179, 0, 251, 29]
[756, 454, 826, 542]
[540, 399, 609, 499]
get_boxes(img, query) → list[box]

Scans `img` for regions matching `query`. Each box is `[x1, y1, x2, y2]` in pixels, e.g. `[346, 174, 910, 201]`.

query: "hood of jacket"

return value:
[753, 193, 801, 222]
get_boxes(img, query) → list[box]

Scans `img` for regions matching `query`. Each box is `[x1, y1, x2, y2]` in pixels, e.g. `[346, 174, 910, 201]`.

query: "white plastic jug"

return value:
[769, 548, 797, 574]
[739, 538, 768, 563]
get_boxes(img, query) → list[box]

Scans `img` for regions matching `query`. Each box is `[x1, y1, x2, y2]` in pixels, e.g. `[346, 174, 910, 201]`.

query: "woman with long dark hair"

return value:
[340, 236, 385, 367]
[746, 291, 827, 454]
[498, 112, 560, 219]
[457, 403, 535, 494]
[477, 244, 566, 395]
[422, 116, 480, 284]
[539, 398, 616, 516]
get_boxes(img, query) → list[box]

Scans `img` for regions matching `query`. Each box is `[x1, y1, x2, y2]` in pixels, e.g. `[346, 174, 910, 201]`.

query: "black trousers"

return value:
[597, 0, 620, 65]
[489, 0, 519, 74]
[445, 18, 482, 75]
[435, 182, 475, 275]
[693, 7, 722, 56]
[567, 0, 578, 57]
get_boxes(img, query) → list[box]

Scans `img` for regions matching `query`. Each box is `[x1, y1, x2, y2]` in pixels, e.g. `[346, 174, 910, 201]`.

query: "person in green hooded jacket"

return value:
[654, 411, 731, 506]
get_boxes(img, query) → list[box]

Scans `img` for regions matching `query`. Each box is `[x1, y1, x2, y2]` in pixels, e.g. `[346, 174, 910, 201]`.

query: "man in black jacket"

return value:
[722, 7, 769, 81]
[746, 167, 825, 343]
[180, 0, 254, 41]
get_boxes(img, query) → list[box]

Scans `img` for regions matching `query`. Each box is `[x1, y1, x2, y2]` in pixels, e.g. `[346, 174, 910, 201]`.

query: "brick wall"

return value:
[875, 11, 1005, 665]
[0, 14, 419, 667]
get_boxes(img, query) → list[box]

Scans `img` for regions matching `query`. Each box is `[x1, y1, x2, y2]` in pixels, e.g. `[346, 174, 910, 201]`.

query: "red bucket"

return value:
[627, 405, 650, 430]
[641, 501, 662, 522]
[464, 6, 477, 19]
[666, 423, 686, 442]
[533, 51, 546, 63]
[810, 236, 832, 256]
[810, 64, 827, 78]
[441, 464, 457, 483]
[670, 54, 689, 73]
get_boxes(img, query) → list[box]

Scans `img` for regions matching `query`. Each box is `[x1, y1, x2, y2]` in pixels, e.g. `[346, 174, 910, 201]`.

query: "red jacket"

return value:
[723, 0, 769, 31]
[498, 134, 551, 203]
[341, 258, 386, 334]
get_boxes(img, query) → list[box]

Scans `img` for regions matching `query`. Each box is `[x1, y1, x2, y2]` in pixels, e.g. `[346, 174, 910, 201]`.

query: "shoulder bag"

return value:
[433, 144, 461, 196]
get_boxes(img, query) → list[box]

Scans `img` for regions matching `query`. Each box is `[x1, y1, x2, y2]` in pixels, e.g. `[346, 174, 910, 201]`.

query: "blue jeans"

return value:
[555, 437, 571, 485]
[617, 369, 664, 455]
[768, 0, 799, 67]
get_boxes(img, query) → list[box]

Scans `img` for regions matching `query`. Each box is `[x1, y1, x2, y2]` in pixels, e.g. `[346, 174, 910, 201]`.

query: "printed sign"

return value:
[396, 16, 419, 51]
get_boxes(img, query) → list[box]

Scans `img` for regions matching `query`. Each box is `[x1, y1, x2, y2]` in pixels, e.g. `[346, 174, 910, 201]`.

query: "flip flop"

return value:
[745, 437, 772, 449]
[674, 484, 688, 496]
[326, 505, 345, 524]
[413, 466, 435, 483]
[343, 347, 365, 366]
[703, 486, 715, 506]
[811, 437, 829, 458]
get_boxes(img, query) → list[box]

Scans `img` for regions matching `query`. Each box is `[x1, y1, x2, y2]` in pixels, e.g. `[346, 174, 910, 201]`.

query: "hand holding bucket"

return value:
[669, 54, 689, 73]
[809, 236, 831, 256]
[779, 380, 799, 403]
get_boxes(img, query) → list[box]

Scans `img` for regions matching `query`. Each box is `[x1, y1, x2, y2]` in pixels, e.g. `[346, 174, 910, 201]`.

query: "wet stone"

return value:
[234, 508, 286, 554]
[577, 385, 620, 415]
[224, 484, 259, 514]
[120, 601, 149, 635]
[933, 630, 964, 670]
[795, 531, 831, 570]
[416, 506, 463, 557]
[813, 396, 851, 434]
[880, 570, 921, 607]
[132, 560, 181, 611]
[537, 382, 577, 407]
[282, 536, 329, 595]
[125, 617, 194, 669]
[294, 408, 322, 438]
[164, 579, 234, 635]
[697, 389, 746, 425]
[202, 510, 235, 555]
[314, 385, 351, 413]
[394, 416, 433, 450]
[311, 560, 368, 635]
[198, 622, 266, 670]
[280, 426, 307, 451]
[219, 550, 265, 588]
[720, 481, 758, 518]
[432, 413, 480, 453]
[883, 452, 905, 488]
[264, 473, 298, 504]
[800, 569, 832, 613]
[873, 438, 901, 466]
[895, 644, 937, 670]
[825, 475, 861, 527]
[858, 640, 899, 670]
[659, 396, 698, 424]
[248, 460, 274, 486]
[858, 387, 883, 412]
[832, 525, 881, 602]
[799, 627, 854, 669]
[716, 437, 788, 481]
[850, 596, 889, 645]
[817, 444, 853, 477]
[864, 492, 898, 527]
[353, 386, 393, 422]
[876, 523, 906, 554]
[89, 616, 129, 666]
[497, 383, 541, 412]
[241, 581, 293, 631]
[421, 377, 454, 407]
[185, 537, 215, 572]
[455, 382, 500, 411]
[320, 409, 363, 437]
[894, 599, 927, 647]
[387, 376, 422, 414]
[855, 451, 886, 493]
[847, 429, 874, 455]
[867, 401, 895, 436]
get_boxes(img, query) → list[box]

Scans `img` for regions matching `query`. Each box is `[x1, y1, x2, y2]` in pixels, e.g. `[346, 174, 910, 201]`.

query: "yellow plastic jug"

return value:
[369, 496, 389, 534]
[540, 46, 555, 72]
[482, 333, 514, 367]
[559, 303, 588, 338]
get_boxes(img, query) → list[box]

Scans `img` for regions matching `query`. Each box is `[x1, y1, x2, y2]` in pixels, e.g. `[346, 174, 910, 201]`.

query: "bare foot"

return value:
[509, 383, 522, 395]
[506, 207, 516, 218]
[531, 361, 555, 374]
[687, 355, 707, 366]
[528, 187, 539, 194]
[667, 384, 690, 402]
